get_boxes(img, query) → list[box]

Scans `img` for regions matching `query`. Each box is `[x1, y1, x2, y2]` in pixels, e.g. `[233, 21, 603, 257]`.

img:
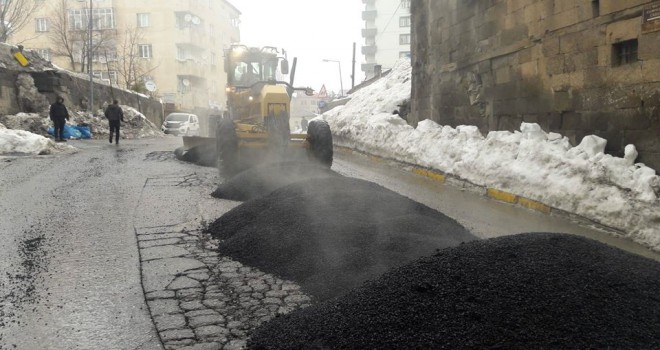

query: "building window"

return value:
[399, 16, 410, 27]
[35, 18, 48, 32]
[401, 0, 411, 9]
[210, 52, 216, 66]
[92, 70, 118, 84]
[592, 0, 600, 17]
[612, 39, 638, 67]
[177, 46, 186, 60]
[36, 48, 50, 60]
[95, 8, 115, 29]
[138, 44, 153, 58]
[399, 33, 411, 45]
[231, 17, 240, 28]
[92, 49, 117, 62]
[399, 51, 411, 58]
[137, 13, 150, 27]
[68, 8, 115, 30]
[68, 9, 84, 30]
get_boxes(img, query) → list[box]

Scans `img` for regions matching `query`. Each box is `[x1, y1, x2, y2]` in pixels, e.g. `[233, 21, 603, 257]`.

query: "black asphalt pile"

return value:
[248, 232, 660, 350]
[211, 161, 339, 201]
[206, 176, 476, 300]
[174, 144, 217, 167]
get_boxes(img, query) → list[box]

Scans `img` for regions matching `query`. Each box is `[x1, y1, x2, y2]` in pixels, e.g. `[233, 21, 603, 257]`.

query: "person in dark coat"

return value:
[300, 116, 308, 132]
[49, 96, 70, 142]
[104, 100, 125, 144]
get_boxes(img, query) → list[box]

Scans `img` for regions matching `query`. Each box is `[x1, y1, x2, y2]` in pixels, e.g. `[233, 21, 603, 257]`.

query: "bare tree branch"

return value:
[0, 0, 43, 42]
[47, 0, 116, 73]
[48, 0, 78, 70]
[113, 26, 158, 91]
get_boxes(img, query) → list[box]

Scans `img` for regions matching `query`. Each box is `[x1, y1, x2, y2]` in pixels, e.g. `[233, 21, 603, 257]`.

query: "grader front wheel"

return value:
[306, 119, 333, 168]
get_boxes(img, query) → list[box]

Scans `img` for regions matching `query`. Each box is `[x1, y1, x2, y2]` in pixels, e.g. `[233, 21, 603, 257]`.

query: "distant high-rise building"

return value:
[361, 0, 411, 80]
[10, 0, 241, 113]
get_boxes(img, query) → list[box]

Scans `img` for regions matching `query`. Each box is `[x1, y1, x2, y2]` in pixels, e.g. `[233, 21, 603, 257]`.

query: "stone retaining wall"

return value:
[411, 0, 660, 169]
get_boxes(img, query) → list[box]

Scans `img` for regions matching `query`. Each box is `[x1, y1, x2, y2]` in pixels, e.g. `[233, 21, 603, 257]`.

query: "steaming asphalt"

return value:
[1, 136, 658, 349]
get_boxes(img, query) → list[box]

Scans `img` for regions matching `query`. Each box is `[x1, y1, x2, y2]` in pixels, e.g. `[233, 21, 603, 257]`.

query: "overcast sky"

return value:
[234, 0, 365, 95]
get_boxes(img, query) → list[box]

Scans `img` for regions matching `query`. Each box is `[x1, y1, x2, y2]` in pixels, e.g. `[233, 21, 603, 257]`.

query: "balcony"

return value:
[361, 45, 377, 55]
[362, 10, 377, 21]
[361, 62, 376, 72]
[362, 28, 377, 38]
[176, 60, 206, 78]
[175, 27, 206, 48]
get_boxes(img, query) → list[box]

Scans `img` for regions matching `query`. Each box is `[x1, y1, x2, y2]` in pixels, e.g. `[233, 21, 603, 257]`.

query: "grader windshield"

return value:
[227, 46, 282, 87]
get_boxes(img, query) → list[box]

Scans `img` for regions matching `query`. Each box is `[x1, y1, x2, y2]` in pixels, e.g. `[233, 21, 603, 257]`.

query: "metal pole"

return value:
[88, 0, 94, 114]
[338, 62, 344, 98]
[351, 42, 356, 89]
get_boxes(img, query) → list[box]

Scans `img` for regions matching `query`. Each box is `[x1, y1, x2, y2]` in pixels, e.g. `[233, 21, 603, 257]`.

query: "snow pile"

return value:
[120, 105, 163, 139]
[0, 128, 75, 155]
[322, 59, 660, 251]
[0, 105, 162, 140]
[0, 113, 51, 136]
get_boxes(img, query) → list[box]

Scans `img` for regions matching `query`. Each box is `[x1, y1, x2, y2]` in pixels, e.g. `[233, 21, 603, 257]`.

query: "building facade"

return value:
[411, 0, 660, 170]
[10, 0, 241, 113]
[361, 0, 411, 80]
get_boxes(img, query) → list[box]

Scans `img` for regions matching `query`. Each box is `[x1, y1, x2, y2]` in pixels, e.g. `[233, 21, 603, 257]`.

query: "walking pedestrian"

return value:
[49, 96, 70, 142]
[300, 116, 308, 132]
[104, 100, 125, 144]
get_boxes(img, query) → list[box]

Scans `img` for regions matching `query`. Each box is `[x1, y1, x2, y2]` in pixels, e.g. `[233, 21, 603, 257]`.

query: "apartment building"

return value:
[10, 0, 241, 112]
[361, 0, 411, 80]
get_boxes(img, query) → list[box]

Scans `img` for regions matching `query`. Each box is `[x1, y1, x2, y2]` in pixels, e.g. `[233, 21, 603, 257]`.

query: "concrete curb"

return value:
[335, 146, 571, 218]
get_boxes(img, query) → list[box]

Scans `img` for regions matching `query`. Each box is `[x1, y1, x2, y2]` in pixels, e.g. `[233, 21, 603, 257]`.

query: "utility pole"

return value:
[87, 0, 94, 113]
[351, 42, 356, 89]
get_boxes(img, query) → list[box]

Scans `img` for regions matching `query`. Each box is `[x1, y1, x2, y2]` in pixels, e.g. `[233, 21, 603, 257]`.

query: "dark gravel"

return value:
[248, 232, 660, 350]
[211, 161, 339, 201]
[206, 176, 476, 300]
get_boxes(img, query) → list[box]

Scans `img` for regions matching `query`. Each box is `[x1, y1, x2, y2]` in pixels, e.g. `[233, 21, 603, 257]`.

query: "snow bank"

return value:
[0, 129, 75, 155]
[323, 59, 660, 251]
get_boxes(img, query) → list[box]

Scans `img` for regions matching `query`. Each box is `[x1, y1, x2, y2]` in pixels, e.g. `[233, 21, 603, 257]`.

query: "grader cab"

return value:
[183, 44, 333, 176]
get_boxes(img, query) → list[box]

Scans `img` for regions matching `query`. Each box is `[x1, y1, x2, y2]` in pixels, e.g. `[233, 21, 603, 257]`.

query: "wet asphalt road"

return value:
[333, 151, 660, 262]
[0, 137, 202, 350]
[1, 136, 658, 350]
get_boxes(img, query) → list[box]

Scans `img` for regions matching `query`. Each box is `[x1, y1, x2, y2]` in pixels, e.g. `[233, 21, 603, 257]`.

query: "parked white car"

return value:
[161, 113, 200, 136]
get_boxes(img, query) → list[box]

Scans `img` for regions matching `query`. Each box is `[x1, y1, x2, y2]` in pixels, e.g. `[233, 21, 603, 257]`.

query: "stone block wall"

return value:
[411, 0, 660, 169]
[0, 67, 164, 127]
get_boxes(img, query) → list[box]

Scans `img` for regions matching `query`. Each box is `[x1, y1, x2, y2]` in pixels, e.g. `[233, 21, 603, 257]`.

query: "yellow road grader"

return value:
[182, 44, 333, 176]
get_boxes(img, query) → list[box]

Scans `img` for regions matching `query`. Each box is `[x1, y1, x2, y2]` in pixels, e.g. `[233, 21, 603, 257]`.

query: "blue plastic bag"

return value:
[73, 125, 92, 139]
[47, 127, 54, 135]
[62, 124, 82, 139]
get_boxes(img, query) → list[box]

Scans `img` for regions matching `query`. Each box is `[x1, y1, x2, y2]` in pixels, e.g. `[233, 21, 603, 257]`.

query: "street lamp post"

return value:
[322, 59, 344, 98]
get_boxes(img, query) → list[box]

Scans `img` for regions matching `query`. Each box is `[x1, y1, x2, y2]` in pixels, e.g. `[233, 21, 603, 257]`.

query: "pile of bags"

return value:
[47, 124, 92, 140]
